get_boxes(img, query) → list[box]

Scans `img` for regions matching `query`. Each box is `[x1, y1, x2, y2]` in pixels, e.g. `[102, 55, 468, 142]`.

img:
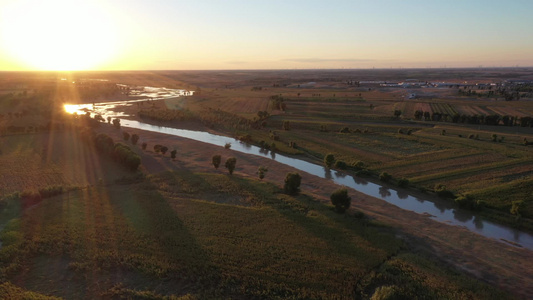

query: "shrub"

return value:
[397, 178, 409, 188]
[131, 134, 139, 145]
[123, 132, 130, 141]
[170, 150, 177, 160]
[379, 172, 392, 183]
[435, 184, 454, 198]
[324, 153, 335, 168]
[225, 157, 237, 175]
[154, 144, 162, 153]
[38, 185, 63, 198]
[455, 194, 481, 210]
[141, 142, 147, 150]
[282, 120, 291, 130]
[160, 146, 168, 155]
[284, 172, 301, 195]
[224, 142, 231, 149]
[212, 155, 221, 169]
[339, 127, 350, 133]
[334, 160, 347, 170]
[257, 166, 268, 180]
[511, 200, 525, 216]
[113, 143, 141, 171]
[351, 161, 365, 170]
[112, 118, 121, 129]
[330, 188, 351, 213]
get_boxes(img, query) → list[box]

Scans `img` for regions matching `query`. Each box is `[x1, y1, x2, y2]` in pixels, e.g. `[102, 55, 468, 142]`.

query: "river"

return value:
[65, 86, 533, 250]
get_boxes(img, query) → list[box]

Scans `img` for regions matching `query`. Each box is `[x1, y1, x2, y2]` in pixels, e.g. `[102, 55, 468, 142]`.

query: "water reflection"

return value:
[396, 190, 408, 200]
[64, 88, 533, 250]
[379, 187, 391, 198]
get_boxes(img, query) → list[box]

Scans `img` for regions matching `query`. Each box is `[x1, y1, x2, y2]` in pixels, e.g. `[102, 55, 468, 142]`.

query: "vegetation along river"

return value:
[65, 87, 533, 250]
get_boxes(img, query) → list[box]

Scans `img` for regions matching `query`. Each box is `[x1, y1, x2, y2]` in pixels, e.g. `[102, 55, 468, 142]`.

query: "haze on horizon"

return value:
[1, 0, 532, 71]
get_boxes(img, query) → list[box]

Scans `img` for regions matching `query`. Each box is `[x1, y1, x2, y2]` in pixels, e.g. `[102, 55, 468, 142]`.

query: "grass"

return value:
[0, 170, 510, 299]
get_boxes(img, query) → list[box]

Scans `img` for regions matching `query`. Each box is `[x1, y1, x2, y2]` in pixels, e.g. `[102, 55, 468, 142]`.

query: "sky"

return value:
[1, 0, 532, 70]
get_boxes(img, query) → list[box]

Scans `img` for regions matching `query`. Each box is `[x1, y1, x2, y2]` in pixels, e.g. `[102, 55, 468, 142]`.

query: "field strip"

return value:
[383, 150, 483, 169]
[409, 158, 533, 184]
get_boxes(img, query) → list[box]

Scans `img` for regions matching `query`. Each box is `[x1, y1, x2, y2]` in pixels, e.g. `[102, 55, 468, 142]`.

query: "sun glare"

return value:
[1, 0, 118, 71]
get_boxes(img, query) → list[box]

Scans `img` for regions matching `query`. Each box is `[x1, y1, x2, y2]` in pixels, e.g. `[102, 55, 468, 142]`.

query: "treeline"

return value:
[414, 110, 533, 127]
[138, 108, 193, 122]
[199, 107, 260, 130]
[81, 130, 141, 171]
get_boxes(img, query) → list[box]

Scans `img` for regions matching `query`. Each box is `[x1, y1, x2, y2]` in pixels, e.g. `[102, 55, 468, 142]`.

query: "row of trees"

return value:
[413, 110, 533, 127]
[81, 131, 141, 171]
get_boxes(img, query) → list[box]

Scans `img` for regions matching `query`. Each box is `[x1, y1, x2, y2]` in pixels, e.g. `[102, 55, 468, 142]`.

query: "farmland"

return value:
[0, 69, 533, 298]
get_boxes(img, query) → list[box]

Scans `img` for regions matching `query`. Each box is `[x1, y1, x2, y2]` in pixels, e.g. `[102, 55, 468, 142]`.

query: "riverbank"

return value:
[95, 121, 533, 298]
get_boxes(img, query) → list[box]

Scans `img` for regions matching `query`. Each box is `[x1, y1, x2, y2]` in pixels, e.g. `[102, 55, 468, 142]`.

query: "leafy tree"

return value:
[284, 172, 301, 195]
[112, 118, 121, 129]
[212, 155, 222, 169]
[123, 132, 130, 141]
[141, 142, 147, 150]
[160, 146, 169, 155]
[379, 172, 392, 182]
[330, 188, 351, 213]
[324, 153, 335, 168]
[224, 142, 231, 149]
[154, 144, 162, 154]
[511, 200, 524, 216]
[257, 166, 268, 180]
[334, 160, 347, 169]
[170, 149, 177, 160]
[225, 157, 237, 175]
[397, 178, 409, 188]
[131, 134, 139, 145]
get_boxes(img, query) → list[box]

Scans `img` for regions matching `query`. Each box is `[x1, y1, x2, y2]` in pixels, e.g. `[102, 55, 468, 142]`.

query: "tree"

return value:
[379, 172, 392, 182]
[330, 188, 351, 213]
[225, 157, 237, 175]
[170, 149, 177, 160]
[112, 118, 121, 129]
[131, 134, 139, 145]
[154, 144, 162, 154]
[394, 110, 402, 118]
[282, 120, 291, 130]
[123, 132, 130, 141]
[160, 146, 169, 155]
[257, 166, 268, 180]
[324, 153, 335, 168]
[212, 155, 221, 169]
[142, 142, 147, 150]
[284, 172, 301, 195]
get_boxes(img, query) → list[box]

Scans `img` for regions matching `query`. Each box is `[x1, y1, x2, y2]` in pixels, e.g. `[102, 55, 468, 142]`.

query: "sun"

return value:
[1, 0, 119, 71]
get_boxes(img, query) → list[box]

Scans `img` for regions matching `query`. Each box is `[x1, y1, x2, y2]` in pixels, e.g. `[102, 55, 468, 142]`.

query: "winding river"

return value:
[66, 87, 533, 250]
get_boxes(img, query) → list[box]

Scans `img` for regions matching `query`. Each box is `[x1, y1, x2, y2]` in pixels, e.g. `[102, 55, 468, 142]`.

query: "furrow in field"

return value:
[409, 158, 532, 186]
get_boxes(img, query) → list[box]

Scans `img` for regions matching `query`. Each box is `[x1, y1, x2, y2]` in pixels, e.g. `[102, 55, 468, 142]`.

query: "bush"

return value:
[154, 144, 162, 153]
[435, 184, 454, 198]
[324, 153, 335, 168]
[257, 166, 268, 180]
[284, 172, 302, 195]
[38, 185, 64, 198]
[170, 150, 177, 160]
[511, 200, 525, 216]
[112, 118, 121, 129]
[123, 132, 130, 141]
[131, 134, 139, 145]
[397, 178, 409, 188]
[334, 160, 347, 170]
[351, 161, 365, 170]
[455, 194, 481, 210]
[160, 146, 168, 155]
[212, 155, 221, 169]
[224, 142, 231, 149]
[141, 142, 147, 150]
[330, 188, 351, 213]
[113, 143, 141, 171]
[282, 120, 291, 130]
[379, 172, 392, 183]
[225, 157, 237, 175]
